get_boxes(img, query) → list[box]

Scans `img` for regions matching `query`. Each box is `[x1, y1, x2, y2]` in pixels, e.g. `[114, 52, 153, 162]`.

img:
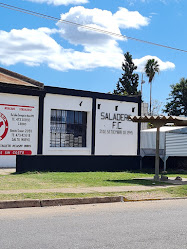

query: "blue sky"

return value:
[1, 0, 187, 111]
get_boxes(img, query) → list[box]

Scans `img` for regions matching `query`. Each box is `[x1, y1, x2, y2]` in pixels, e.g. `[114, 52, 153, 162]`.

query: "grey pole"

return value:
[154, 125, 160, 181]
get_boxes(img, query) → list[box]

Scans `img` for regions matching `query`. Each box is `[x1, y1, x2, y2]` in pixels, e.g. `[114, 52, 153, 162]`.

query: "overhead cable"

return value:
[0, 2, 187, 53]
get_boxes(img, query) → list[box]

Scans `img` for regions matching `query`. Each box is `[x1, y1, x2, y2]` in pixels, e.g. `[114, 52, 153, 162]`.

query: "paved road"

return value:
[0, 200, 187, 249]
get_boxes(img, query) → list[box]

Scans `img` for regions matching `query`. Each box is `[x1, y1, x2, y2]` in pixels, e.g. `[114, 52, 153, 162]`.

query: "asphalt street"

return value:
[0, 199, 187, 249]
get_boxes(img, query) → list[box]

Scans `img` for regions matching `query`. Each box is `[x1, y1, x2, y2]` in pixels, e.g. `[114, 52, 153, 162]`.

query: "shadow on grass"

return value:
[11, 171, 46, 175]
[106, 179, 171, 186]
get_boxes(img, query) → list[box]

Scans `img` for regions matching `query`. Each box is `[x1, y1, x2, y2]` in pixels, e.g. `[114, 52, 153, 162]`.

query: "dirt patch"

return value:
[124, 191, 172, 200]
[0, 168, 16, 175]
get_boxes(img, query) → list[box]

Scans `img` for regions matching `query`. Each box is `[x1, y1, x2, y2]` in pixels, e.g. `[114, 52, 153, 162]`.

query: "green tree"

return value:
[163, 78, 187, 116]
[114, 52, 139, 96]
[145, 59, 160, 115]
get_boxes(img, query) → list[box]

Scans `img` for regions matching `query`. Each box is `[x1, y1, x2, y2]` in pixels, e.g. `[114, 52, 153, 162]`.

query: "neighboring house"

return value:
[0, 67, 44, 88]
[141, 126, 187, 170]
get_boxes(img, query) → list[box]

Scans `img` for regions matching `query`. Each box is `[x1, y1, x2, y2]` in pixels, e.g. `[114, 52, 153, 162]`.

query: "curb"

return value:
[0, 200, 41, 209]
[123, 197, 187, 202]
[0, 196, 187, 209]
[0, 196, 122, 209]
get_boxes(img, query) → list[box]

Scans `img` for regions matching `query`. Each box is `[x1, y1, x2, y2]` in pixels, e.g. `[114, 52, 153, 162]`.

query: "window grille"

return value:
[50, 109, 87, 147]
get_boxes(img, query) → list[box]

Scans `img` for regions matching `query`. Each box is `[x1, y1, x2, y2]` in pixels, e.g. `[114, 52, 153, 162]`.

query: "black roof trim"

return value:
[45, 86, 141, 103]
[0, 67, 44, 89]
[0, 82, 45, 97]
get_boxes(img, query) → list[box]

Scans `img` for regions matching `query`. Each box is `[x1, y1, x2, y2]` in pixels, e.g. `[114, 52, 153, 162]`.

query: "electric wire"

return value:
[0, 2, 187, 53]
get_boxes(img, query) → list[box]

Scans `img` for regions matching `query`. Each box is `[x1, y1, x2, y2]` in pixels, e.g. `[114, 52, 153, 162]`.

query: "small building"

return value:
[141, 126, 187, 170]
[0, 68, 141, 171]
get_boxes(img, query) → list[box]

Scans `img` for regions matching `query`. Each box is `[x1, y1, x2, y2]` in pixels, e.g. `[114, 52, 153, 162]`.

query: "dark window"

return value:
[50, 109, 87, 148]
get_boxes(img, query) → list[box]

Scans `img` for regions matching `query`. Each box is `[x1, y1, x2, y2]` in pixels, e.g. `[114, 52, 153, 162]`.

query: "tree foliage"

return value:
[114, 52, 139, 95]
[145, 59, 160, 83]
[144, 59, 160, 115]
[163, 78, 187, 116]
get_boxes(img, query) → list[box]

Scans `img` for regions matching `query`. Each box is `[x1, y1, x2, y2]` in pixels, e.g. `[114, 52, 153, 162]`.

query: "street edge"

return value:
[0, 196, 187, 209]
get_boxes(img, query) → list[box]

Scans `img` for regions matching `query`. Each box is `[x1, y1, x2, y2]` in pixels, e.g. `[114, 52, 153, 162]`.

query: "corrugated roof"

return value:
[129, 115, 187, 126]
[0, 67, 44, 88]
[141, 126, 186, 133]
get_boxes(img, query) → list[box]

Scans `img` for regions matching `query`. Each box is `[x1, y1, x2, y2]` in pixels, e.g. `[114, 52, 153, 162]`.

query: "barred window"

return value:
[50, 109, 87, 148]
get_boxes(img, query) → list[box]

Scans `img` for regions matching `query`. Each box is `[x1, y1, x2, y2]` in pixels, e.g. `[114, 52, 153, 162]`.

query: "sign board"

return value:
[95, 99, 138, 155]
[0, 93, 39, 167]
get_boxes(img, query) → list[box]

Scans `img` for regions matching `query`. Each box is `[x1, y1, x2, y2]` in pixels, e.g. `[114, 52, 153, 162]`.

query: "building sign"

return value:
[99, 112, 133, 135]
[95, 99, 138, 155]
[0, 103, 38, 156]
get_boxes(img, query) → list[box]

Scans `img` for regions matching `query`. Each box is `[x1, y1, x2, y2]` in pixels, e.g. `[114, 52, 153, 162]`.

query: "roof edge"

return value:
[0, 67, 44, 89]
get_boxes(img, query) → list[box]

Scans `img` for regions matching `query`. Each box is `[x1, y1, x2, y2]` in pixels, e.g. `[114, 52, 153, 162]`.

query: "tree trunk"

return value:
[150, 81, 152, 115]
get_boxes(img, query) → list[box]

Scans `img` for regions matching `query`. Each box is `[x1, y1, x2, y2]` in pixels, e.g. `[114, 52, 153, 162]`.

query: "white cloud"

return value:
[0, 28, 175, 72]
[0, 7, 175, 72]
[57, 7, 123, 47]
[0, 28, 123, 71]
[0, 28, 61, 67]
[56, 6, 149, 64]
[134, 55, 175, 72]
[113, 8, 150, 29]
[57, 6, 149, 47]
[25, 0, 88, 6]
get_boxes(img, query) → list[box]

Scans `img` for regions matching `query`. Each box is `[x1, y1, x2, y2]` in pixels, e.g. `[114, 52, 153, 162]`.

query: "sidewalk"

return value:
[0, 184, 178, 195]
[0, 168, 15, 175]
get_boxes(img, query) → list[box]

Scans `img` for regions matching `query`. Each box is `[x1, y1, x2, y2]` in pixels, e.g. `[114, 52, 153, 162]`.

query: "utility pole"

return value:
[141, 74, 145, 96]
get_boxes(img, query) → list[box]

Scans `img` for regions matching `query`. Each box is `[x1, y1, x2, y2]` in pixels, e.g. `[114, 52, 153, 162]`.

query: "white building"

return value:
[0, 67, 141, 171]
[141, 126, 187, 170]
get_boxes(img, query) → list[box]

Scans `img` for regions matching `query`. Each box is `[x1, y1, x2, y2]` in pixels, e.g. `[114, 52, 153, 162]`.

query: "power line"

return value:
[0, 2, 187, 53]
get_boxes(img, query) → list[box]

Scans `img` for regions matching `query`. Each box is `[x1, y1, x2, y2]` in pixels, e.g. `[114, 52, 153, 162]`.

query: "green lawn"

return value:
[159, 185, 187, 197]
[0, 171, 186, 201]
[1, 171, 186, 191]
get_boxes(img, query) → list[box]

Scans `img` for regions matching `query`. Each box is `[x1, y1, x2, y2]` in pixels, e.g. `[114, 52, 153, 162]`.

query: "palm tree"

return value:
[145, 59, 160, 115]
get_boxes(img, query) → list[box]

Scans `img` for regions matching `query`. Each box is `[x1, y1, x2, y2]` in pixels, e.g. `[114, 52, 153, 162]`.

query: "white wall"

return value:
[43, 93, 92, 155]
[166, 133, 187, 156]
[0, 93, 39, 168]
[95, 99, 138, 155]
[141, 130, 165, 150]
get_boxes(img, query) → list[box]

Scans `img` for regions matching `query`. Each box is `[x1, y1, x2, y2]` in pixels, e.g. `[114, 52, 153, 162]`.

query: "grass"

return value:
[0, 171, 163, 191]
[159, 185, 187, 197]
[0, 170, 186, 201]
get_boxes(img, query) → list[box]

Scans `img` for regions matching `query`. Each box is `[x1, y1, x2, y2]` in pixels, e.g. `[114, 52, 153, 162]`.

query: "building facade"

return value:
[0, 68, 141, 171]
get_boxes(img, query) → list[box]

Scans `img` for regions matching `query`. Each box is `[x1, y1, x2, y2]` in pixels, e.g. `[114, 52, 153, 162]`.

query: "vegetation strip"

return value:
[1, 171, 185, 191]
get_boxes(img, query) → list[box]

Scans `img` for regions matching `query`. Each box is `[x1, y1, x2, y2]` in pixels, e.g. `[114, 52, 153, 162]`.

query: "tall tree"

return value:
[163, 78, 187, 116]
[144, 59, 160, 115]
[114, 52, 139, 96]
